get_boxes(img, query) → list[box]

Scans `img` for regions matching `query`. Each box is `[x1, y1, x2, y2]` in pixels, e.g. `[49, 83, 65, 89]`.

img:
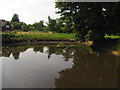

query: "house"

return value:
[2, 20, 11, 32]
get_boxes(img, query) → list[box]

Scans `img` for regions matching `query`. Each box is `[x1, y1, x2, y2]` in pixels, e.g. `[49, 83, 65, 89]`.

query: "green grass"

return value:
[2, 32, 76, 44]
[105, 34, 120, 39]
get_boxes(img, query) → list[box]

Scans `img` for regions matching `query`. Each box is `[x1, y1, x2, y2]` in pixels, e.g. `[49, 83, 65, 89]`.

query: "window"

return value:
[6, 25, 10, 28]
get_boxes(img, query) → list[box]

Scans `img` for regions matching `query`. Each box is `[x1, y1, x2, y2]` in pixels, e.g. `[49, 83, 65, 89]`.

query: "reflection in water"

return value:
[55, 49, 119, 88]
[1, 44, 120, 88]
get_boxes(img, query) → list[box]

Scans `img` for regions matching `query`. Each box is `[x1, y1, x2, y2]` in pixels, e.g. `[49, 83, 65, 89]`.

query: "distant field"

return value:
[2, 32, 76, 40]
[2, 32, 76, 44]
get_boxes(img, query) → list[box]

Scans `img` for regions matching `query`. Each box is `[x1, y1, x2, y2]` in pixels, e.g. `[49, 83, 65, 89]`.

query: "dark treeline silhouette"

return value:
[55, 2, 120, 45]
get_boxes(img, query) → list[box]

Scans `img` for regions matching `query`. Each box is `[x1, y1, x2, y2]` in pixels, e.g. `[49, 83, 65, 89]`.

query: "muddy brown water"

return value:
[1, 44, 120, 88]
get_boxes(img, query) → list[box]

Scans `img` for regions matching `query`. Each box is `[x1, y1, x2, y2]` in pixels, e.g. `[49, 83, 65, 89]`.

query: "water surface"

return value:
[1, 44, 120, 88]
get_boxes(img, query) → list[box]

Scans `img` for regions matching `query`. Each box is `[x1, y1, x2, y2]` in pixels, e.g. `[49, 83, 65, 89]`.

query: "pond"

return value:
[1, 44, 120, 88]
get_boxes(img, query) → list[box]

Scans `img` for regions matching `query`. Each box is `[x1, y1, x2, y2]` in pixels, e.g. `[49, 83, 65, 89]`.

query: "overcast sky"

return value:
[0, 0, 60, 24]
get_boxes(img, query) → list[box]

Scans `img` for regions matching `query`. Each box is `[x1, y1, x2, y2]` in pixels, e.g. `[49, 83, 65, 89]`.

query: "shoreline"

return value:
[2, 41, 81, 46]
[2, 41, 120, 56]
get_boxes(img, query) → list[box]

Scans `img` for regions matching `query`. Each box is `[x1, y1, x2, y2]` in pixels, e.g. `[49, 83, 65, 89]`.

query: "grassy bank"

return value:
[105, 34, 120, 39]
[2, 32, 120, 48]
[2, 32, 76, 44]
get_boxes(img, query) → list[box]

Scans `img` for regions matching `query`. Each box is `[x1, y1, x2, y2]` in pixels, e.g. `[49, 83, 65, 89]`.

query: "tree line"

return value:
[10, 14, 74, 33]
[10, 2, 120, 45]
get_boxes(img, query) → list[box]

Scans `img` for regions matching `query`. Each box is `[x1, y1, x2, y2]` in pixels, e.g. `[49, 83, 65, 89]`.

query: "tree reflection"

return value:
[55, 47, 119, 88]
[33, 45, 44, 53]
[2, 44, 95, 61]
[12, 51, 20, 60]
[2, 47, 11, 57]
[62, 47, 74, 61]
[2, 45, 30, 60]
[2, 44, 119, 88]
[46, 46, 57, 59]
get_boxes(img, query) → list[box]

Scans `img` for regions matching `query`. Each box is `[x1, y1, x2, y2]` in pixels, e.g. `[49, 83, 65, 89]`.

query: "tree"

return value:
[11, 14, 20, 22]
[21, 24, 28, 31]
[55, 2, 120, 44]
[28, 24, 35, 30]
[47, 16, 57, 31]
[33, 20, 45, 31]
[55, 19, 63, 33]
[11, 22, 25, 30]
[63, 18, 74, 33]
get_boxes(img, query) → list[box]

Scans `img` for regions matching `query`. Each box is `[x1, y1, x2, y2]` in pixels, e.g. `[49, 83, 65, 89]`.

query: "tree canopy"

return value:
[11, 14, 20, 22]
[55, 2, 120, 44]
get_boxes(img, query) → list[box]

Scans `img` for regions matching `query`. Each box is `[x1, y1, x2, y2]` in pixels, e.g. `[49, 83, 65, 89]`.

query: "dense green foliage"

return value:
[11, 14, 45, 31]
[21, 24, 28, 31]
[55, 2, 120, 44]
[10, 14, 75, 33]
[45, 16, 74, 33]
[46, 16, 57, 31]
[11, 22, 26, 30]
[33, 21, 45, 31]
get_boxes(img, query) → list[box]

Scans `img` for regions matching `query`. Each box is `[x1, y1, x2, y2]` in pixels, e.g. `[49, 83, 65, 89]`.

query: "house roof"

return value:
[2, 20, 10, 27]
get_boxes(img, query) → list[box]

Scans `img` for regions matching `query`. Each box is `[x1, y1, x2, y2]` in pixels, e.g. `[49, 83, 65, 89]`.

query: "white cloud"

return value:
[0, 0, 60, 24]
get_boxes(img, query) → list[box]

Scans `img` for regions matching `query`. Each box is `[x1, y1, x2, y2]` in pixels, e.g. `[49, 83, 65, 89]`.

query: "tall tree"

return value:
[56, 2, 120, 44]
[47, 16, 56, 31]
[55, 19, 63, 33]
[33, 20, 45, 31]
[11, 14, 20, 22]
